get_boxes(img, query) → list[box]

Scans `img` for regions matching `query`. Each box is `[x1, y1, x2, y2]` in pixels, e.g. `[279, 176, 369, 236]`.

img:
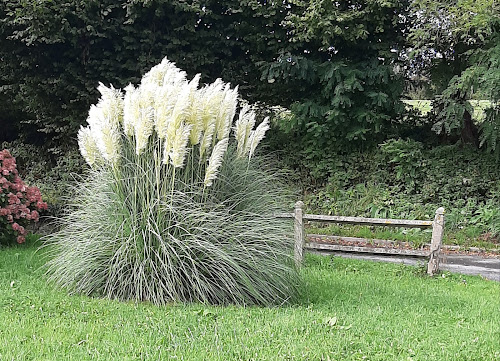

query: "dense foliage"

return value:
[408, 0, 500, 152]
[0, 0, 282, 150]
[1, 0, 498, 246]
[1, 1, 407, 156]
[305, 140, 500, 238]
[267, 0, 407, 167]
[0, 149, 47, 244]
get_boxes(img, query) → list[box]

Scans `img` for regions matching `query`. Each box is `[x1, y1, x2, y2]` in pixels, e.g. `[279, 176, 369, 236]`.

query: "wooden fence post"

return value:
[294, 201, 305, 267]
[428, 207, 445, 276]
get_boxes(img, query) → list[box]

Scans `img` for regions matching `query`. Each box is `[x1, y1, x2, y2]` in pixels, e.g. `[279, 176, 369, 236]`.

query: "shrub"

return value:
[304, 141, 500, 237]
[0, 149, 48, 244]
[1, 140, 86, 218]
[44, 58, 299, 306]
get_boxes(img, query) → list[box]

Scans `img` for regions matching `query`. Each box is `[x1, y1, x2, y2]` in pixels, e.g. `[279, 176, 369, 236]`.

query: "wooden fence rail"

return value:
[277, 202, 445, 276]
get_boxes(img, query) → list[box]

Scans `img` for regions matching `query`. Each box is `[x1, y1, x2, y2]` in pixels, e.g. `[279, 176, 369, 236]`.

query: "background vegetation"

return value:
[1, 0, 499, 245]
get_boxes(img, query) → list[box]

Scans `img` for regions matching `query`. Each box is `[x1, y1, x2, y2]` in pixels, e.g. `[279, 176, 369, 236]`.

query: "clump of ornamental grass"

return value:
[43, 58, 299, 305]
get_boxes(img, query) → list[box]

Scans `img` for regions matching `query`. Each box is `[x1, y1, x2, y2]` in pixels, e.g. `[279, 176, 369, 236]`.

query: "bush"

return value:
[44, 59, 299, 306]
[1, 141, 86, 218]
[0, 0, 288, 151]
[305, 140, 500, 233]
[0, 149, 47, 244]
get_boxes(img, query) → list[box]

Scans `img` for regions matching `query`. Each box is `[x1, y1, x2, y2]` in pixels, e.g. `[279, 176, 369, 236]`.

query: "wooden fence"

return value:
[277, 202, 445, 276]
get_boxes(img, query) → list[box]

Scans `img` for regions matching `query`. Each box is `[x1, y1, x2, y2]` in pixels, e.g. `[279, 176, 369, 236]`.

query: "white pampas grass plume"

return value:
[247, 117, 270, 160]
[196, 80, 224, 152]
[123, 84, 140, 137]
[162, 80, 193, 157]
[134, 84, 155, 155]
[153, 84, 177, 139]
[215, 84, 238, 141]
[234, 105, 256, 158]
[86, 104, 121, 164]
[171, 82, 192, 126]
[184, 74, 203, 145]
[78, 126, 102, 167]
[204, 138, 228, 187]
[82, 83, 124, 164]
[168, 123, 193, 168]
[199, 123, 216, 159]
[98, 123, 121, 164]
[96, 82, 123, 127]
[141, 57, 186, 87]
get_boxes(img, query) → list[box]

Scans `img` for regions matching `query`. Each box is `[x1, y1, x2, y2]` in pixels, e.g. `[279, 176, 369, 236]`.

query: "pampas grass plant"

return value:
[43, 58, 299, 305]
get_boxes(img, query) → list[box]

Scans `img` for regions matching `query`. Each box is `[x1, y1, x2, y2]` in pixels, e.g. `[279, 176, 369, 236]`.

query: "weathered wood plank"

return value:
[308, 234, 402, 247]
[294, 201, 305, 267]
[303, 214, 433, 228]
[428, 207, 445, 276]
[306, 242, 430, 257]
[308, 235, 494, 253]
[274, 212, 294, 219]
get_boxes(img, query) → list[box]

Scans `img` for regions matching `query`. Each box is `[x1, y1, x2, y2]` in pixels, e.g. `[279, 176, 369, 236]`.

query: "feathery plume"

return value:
[171, 81, 192, 126]
[134, 84, 155, 155]
[184, 74, 203, 145]
[202, 80, 225, 123]
[153, 84, 177, 139]
[162, 81, 193, 157]
[123, 84, 140, 137]
[247, 117, 270, 160]
[204, 138, 228, 187]
[86, 104, 121, 164]
[96, 82, 124, 127]
[234, 105, 256, 158]
[168, 123, 193, 168]
[215, 84, 238, 141]
[199, 123, 216, 159]
[141, 57, 186, 87]
[78, 126, 102, 167]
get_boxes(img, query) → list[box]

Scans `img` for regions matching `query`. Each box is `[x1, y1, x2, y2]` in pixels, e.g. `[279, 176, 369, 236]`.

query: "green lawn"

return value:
[1, 239, 499, 360]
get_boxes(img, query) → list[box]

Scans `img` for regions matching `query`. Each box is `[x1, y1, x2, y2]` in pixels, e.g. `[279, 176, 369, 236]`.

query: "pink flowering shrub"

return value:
[0, 149, 47, 244]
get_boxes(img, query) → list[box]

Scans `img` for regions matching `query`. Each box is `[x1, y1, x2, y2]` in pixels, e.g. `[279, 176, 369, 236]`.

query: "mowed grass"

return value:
[1, 238, 499, 360]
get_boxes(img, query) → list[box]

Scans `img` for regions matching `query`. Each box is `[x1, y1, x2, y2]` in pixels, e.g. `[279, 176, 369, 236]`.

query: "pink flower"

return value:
[8, 193, 20, 205]
[1, 148, 46, 244]
[30, 210, 39, 221]
[36, 201, 48, 210]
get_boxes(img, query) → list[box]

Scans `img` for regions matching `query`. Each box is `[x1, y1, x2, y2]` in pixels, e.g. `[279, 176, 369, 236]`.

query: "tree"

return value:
[0, 0, 291, 151]
[1, 0, 408, 174]
[408, 0, 500, 151]
[262, 0, 408, 176]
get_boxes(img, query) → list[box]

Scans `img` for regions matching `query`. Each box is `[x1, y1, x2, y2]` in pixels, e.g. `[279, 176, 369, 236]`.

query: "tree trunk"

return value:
[461, 108, 479, 147]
